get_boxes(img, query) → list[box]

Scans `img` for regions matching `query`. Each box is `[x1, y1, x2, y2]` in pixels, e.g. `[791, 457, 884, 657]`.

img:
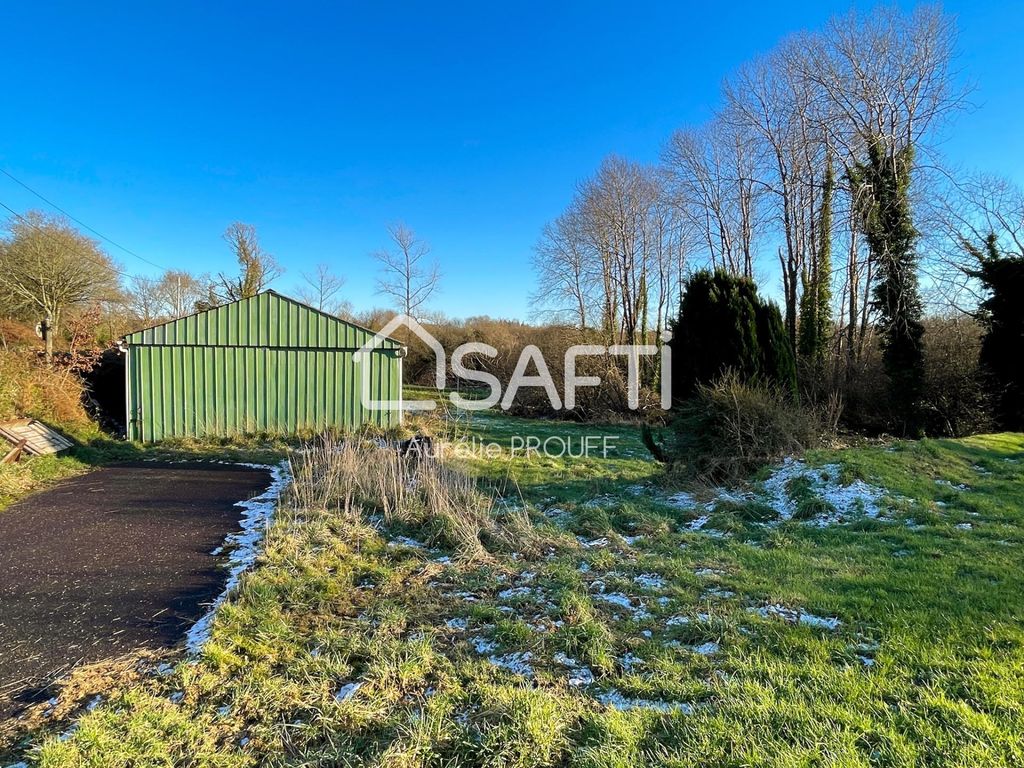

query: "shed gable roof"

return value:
[124, 291, 401, 349]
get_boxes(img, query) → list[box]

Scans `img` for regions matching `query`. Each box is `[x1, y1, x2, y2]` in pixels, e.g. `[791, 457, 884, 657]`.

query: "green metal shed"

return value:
[122, 291, 403, 442]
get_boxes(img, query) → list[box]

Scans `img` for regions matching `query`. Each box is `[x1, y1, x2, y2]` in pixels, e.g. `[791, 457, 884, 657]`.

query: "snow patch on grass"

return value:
[596, 592, 635, 610]
[665, 491, 699, 509]
[633, 573, 666, 590]
[690, 641, 720, 656]
[762, 459, 887, 524]
[334, 682, 363, 702]
[469, 636, 498, 654]
[750, 603, 841, 630]
[595, 689, 694, 714]
[497, 586, 535, 600]
[388, 535, 426, 549]
[667, 613, 711, 626]
[487, 651, 535, 677]
[694, 568, 725, 578]
[702, 587, 735, 599]
[186, 461, 290, 654]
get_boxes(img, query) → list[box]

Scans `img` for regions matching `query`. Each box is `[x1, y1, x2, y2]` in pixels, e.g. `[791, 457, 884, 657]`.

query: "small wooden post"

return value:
[1, 438, 27, 465]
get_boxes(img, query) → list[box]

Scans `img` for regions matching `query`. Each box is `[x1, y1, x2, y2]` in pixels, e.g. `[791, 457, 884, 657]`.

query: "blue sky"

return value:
[1, 1, 1022, 319]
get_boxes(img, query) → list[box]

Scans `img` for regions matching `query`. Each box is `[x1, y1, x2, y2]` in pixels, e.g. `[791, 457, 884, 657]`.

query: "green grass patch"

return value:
[7, 413, 1024, 767]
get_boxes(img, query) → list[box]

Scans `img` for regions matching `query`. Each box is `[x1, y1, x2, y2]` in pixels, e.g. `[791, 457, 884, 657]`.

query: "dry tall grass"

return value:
[0, 349, 95, 435]
[286, 436, 539, 561]
[655, 370, 841, 483]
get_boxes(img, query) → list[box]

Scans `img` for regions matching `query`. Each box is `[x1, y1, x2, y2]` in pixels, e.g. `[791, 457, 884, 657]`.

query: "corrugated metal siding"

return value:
[123, 291, 403, 442]
[124, 291, 400, 350]
[127, 346, 400, 441]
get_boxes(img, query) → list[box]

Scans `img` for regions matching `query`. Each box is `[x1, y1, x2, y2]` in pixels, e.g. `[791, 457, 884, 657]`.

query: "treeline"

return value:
[0, 215, 339, 356]
[532, 5, 1024, 438]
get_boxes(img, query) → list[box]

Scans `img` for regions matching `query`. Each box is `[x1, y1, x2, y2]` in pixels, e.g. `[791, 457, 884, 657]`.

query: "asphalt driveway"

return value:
[0, 462, 272, 718]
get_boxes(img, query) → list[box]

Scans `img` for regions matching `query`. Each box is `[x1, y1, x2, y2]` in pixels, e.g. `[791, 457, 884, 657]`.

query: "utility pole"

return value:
[36, 313, 53, 364]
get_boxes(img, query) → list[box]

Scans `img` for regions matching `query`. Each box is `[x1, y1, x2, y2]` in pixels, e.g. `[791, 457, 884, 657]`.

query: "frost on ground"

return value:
[469, 636, 498, 654]
[684, 515, 711, 531]
[625, 457, 894, 530]
[595, 689, 694, 714]
[690, 641, 720, 656]
[412, 454, 890, 717]
[388, 535, 426, 549]
[185, 461, 291, 654]
[633, 573, 666, 590]
[334, 682, 362, 702]
[694, 568, 725, 578]
[487, 651, 535, 677]
[703, 587, 735, 599]
[761, 459, 888, 525]
[596, 592, 637, 609]
[750, 603, 841, 630]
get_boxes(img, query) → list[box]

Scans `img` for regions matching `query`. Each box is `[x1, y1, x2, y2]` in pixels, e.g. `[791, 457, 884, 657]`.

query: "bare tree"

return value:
[298, 263, 349, 316]
[926, 173, 1024, 311]
[0, 210, 121, 361]
[532, 155, 689, 352]
[531, 206, 597, 330]
[577, 156, 666, 345]
[126, 270, 211, 325]
[798, 6, 964, 432]
[217, 222, 283, 301]
[724, 37, 831, 347]
[126, 275, 165, 325]
[803, 6, 964, 172]
[662, 118, 763, 278]
[374, 223, 440, 320]
[648, 193, 691, 338]
[159, 270, 209, 317]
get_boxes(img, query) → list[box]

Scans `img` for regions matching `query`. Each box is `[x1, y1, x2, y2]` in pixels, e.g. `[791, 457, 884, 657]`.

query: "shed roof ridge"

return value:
[123, 290, 402, 348]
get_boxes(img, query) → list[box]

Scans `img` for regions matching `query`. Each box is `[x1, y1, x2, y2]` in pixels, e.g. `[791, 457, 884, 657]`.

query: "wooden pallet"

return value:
[0, 419, 75, 457]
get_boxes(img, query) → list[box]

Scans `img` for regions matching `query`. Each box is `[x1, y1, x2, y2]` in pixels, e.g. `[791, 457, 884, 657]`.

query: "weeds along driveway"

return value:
[0, 461, 272, 718]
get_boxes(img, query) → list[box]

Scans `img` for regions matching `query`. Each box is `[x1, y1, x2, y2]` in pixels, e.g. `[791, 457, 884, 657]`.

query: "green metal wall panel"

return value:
[127, 345, 400, 441]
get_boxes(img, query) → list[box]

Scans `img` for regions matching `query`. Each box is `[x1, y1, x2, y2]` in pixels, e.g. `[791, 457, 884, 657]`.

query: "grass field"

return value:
[6, 403, 1024, 767]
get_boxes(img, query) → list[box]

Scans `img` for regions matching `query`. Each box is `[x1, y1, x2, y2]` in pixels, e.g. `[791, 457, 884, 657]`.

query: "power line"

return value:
[0, 198, 141, 281]
[0, 167, 167, 271]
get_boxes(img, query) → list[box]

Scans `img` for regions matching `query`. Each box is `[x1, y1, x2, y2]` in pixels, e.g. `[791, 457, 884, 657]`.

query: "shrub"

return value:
[968, 242, 1024, 430]
[668, 270, 796, 401]
[645, 371, 836, 483]
[839, 317, 991, 438]
[920, 316, 991, 437]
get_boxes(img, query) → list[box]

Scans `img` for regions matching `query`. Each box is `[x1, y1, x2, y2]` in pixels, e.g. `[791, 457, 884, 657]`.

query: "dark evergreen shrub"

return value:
[667, 269, 796, 400]
[968, 236, 1024, 430]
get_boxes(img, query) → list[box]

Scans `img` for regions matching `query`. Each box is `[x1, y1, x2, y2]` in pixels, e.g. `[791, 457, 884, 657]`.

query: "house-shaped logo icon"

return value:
[354, 314, 445, 413]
